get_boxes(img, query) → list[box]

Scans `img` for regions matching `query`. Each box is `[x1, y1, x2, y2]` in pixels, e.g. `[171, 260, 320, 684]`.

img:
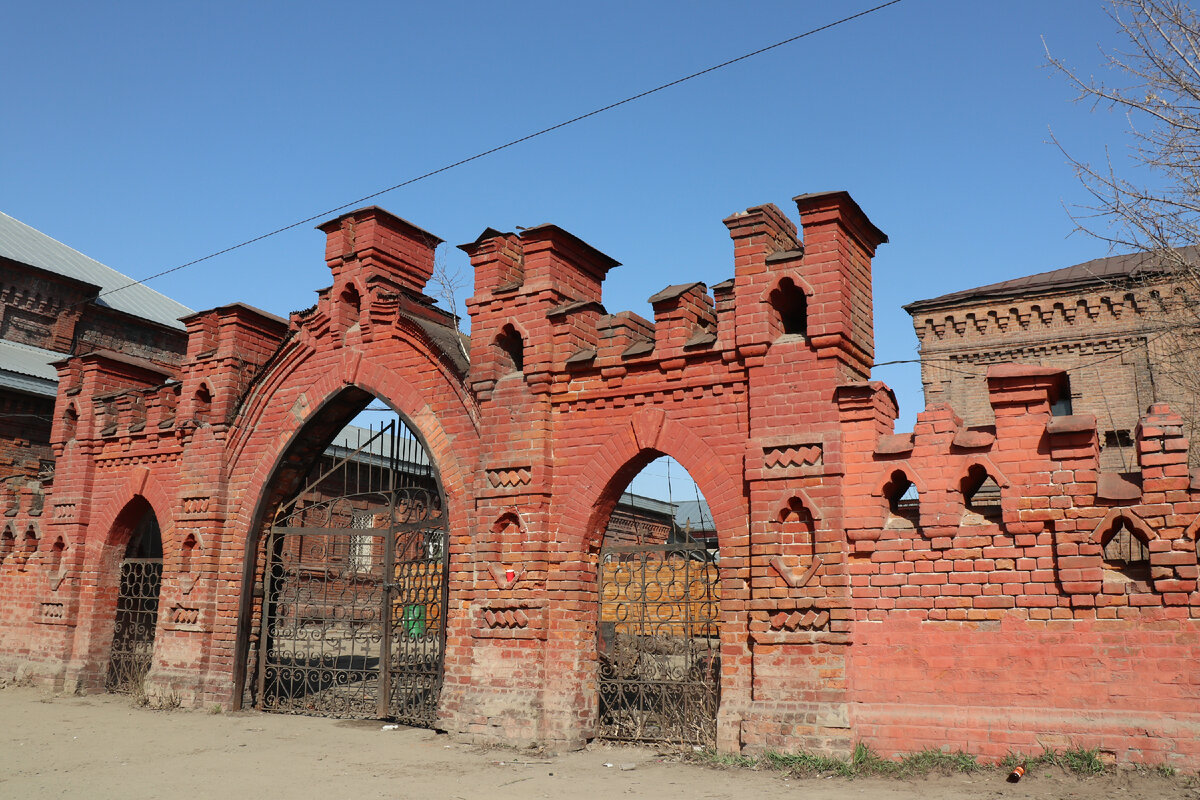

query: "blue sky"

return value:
[2, 1, 1135, 498]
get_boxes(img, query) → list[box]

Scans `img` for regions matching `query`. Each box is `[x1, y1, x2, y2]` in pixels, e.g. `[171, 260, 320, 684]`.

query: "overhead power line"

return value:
[96, 1, 905, 303]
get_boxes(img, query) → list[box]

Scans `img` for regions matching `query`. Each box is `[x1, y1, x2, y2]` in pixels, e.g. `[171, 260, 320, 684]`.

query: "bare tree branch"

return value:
[1048, 0, 1200, 459]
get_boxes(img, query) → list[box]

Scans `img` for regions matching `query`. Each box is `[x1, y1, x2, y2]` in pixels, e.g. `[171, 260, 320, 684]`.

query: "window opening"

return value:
[495, 324, 525, 375]
[962, 465, 1003, 524]
[1104, 429, 1134, 448]
[769, 278, 807, 336]
[884, 470, 919, 526]
[1102, 518, 1150, 583]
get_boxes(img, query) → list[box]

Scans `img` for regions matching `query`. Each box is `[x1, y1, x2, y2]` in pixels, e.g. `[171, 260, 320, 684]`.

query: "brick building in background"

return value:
[905, 249, 1200, 472]
[0, 211, 191, 511]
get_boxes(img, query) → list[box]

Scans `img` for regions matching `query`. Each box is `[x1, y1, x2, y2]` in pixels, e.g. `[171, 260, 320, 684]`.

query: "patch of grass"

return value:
[762, 749, 855, 777]
[1002, 747, 1108, 776]
[696, 742, 1181, 782]
[704, 743, 978, 780]
[896, 748, 981, 777]
[1060, 747, 1106, 775]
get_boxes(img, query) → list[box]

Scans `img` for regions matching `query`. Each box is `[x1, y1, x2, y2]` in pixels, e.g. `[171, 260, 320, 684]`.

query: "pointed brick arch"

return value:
[1087, 507, 1157, 548]
[223, 326, 481, 709]
[93, 467, 175, 554]
[558, 407, 746, 554]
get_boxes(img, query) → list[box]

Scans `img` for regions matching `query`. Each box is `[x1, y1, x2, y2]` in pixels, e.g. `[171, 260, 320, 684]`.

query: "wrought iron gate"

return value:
[257, 419, 448, 725]
[106, 514, 164, 694]
[598, 539, 720, 747]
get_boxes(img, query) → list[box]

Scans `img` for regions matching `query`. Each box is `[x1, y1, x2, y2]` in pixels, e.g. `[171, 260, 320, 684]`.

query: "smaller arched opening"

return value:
[62, 403, 79, 443]
[180, 532, 197, 574]
[769, 277, 808, 337]
[883, 470, 920, 528]
[961, 464, 1003, 525]
[1101, 516, 1151, 586]
[48, 536, 66, 573]
[0, 524, 14, 564]
[192, 382, 213, 426]
[20, 525, 39, 566]
[494, 324, 525, 375]
[340, 282, 362, 313]
[105, 501, 164, 694]
[338, 282, 363, 331]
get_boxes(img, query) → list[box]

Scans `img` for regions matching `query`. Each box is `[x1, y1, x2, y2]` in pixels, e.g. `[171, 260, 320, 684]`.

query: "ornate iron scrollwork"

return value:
[256, 419, 449, 725]
[598, 541, 720, 747]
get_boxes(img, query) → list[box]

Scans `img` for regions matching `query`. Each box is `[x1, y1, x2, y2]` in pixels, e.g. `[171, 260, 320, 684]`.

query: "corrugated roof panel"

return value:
[0, 211, 193, 330]
[0, 340, 60, 398]
[0, 339, 61, 381]
[0, 370, 57, 398]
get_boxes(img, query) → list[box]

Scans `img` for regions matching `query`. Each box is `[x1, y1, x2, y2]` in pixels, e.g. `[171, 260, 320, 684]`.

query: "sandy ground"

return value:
[0, 685, 1192, 800]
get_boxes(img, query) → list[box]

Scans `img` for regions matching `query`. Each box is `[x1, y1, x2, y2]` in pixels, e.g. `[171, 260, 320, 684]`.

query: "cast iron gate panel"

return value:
[598, 541, 720, 747]
[257, 420, 448, 726]
[106, 558, 163, 694]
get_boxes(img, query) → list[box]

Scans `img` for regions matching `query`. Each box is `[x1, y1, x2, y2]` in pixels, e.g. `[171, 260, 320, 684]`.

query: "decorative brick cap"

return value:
[316, 206, 442, 247]
[1096, 472, 1142, 501]
[547, 299, 605, 319]
[648, 282, 705, 305]
[518, 223, 620, 277]
[874, 433, 914, 456]
[1142, 402, 1185, 429]
[793, 190, 888, 251]
[986, 364, 1070, 406]
[1045, 414, 1097, 436]
[456, 227, 510, 256]
[181, 302, 288, 329]
[316, 206, 442, 292]
[952, 427, 996, 449]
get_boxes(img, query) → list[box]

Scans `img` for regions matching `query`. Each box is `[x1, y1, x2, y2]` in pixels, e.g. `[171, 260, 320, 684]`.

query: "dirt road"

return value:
[0, 685, 1190, 800]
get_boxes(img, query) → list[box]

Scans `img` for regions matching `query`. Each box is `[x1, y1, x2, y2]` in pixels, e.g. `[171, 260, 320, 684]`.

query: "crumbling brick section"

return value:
[1, 193, 1198, 768]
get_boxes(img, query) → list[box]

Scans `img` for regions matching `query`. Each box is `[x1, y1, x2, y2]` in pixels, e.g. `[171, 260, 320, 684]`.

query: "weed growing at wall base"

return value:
[694, 742, 1184, 781]
[691, 743, 981, 779]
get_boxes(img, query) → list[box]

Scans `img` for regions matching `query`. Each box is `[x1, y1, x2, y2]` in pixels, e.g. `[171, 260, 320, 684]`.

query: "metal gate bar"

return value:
[598, 540, 720, 747]
[106, 558, 163, 694]
[256, 418, 448, 724]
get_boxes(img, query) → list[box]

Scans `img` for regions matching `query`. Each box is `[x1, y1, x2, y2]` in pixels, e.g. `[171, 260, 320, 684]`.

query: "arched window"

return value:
[961, 464, 1002, 524]
[193, 383, 213, 424]
[62, 404, 79, 442]
[884, 470, 919, 526]
[341, 282, 362, 315]
[495, 324, 525, 375]
[769, 278, 808, 336]
[0, 526, 14, 564]
[48, 536, 66, 573]
[181, 532, 197, 574]
[21, 526, 38, 562]
[1102, 517, 1150, 583]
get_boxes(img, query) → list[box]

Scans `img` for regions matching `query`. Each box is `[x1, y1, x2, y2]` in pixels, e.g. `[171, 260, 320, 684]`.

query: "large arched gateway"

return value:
[246, 402, 449, 723]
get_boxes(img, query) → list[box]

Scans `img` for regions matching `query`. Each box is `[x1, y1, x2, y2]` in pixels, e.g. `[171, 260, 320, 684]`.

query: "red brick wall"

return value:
[1, 194, 1198, 769]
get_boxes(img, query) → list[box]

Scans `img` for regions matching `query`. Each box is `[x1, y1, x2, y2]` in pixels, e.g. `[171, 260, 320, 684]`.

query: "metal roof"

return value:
[0, 339, 60, 398]
[673, 499, 715, 533]
[0, 211, 193, 330]
[904, 247, 1200, 313]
